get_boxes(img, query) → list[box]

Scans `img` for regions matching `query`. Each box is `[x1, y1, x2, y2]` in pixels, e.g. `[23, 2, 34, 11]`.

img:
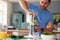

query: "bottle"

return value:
[33, 32, 39, 40]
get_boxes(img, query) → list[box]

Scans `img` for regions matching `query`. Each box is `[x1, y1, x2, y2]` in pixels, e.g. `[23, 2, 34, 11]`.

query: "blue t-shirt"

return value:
[29, 3, 53, 29]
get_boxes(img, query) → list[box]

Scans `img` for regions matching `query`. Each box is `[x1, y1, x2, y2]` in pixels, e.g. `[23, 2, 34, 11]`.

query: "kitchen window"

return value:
[0, 1, 7, 25]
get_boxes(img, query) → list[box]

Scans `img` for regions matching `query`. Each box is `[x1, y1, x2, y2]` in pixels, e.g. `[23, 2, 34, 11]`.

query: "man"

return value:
[19, 0, 54, 33]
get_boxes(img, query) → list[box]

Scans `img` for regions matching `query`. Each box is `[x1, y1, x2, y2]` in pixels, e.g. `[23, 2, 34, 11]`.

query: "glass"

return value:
[31, 15, 37, 25]
[33, 32, 39, 40]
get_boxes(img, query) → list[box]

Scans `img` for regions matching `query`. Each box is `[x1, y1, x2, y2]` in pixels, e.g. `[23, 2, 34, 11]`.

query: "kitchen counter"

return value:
[5, 35, 56, 40]
[7, 29, 29, 36]
[6, 38, 41, 40]
[53, 30, 60, 34]
[6, 38, 56, 40]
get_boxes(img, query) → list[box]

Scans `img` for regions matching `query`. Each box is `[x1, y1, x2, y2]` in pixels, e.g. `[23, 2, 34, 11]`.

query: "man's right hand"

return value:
[26, 11, 37, 17]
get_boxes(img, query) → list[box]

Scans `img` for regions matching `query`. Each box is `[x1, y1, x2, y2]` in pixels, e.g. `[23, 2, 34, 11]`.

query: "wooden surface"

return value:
[7, 29, 29, 36]
[53, 30, 60, 34]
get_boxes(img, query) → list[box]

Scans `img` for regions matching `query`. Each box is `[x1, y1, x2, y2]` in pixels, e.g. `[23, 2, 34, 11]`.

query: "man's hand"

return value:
[26, 11, 37, 17]
[34, 25, 41, 32]
[34, 25, 44, 32]
[44, 22, 54, 33]
[44, 28, 53, 33]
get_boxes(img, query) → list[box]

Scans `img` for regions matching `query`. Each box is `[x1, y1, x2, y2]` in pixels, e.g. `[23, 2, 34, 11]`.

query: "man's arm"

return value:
[44, 22, 54, 32]
[19, 0, 37, 16]
[19, 0, 29, 12]
[47, 22, 54, 29]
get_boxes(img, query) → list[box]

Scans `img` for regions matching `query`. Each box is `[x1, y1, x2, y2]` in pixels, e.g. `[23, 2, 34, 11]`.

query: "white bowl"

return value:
[41, 34, 55, 40]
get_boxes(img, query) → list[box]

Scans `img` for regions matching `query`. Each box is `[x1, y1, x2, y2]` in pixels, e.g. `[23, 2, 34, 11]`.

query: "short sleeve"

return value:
[48, 15, 53, 22]
[29, 3, 37, 12]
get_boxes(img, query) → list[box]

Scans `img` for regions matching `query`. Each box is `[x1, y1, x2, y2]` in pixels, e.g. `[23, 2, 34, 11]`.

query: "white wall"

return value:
[2, 0, 12, 25]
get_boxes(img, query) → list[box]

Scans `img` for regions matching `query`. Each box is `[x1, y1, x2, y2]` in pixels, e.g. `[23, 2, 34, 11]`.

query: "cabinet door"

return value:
[12, 13, 22, 29]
